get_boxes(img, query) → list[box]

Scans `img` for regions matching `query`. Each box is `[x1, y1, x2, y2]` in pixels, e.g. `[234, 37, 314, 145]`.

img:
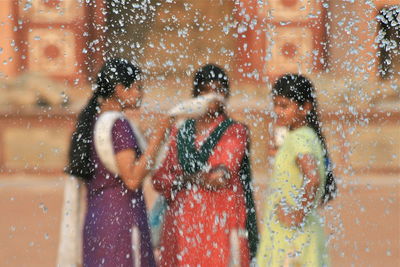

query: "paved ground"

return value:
[0, 174, 399, 266]
[0, 177, 64, 266]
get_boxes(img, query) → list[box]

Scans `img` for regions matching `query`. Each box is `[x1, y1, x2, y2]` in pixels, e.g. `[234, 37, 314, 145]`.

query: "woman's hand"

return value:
[276, 202, 304, 228]
[159, 115, 175, 129]
[267, 145, 278, 157]
[266, 137, 278, 158]
[181, 173, 200, 186]
[152, 115, 174, 141]
[180, 167, 229, 190]
[203, 166, 230, 190]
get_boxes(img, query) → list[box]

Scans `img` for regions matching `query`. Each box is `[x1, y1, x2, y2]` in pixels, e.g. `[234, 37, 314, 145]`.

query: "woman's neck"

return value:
[196, 113, 225, 132]
[100, 97, 123, 113]
[289, 119, 307, 131]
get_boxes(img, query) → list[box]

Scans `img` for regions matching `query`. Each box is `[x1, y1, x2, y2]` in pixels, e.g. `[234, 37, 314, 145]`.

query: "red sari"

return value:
[152, 115, 250, 266]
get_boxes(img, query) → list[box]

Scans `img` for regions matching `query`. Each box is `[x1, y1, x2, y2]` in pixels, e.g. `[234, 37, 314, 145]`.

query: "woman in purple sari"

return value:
[67, 59, 171, 266]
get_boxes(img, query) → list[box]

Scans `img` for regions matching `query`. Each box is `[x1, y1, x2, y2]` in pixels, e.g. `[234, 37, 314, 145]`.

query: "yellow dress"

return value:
[256, 126, 329, 267]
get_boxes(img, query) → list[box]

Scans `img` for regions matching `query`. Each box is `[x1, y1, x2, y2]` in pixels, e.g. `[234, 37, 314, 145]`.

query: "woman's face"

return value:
[115, 81, 143, 110]
[198, 80, 226, 115]
[273, 96, 304, 128]
[198, 80, 222, 96]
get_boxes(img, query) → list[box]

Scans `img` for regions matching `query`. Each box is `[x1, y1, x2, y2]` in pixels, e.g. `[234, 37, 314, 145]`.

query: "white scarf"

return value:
[93, 111, 147, 174]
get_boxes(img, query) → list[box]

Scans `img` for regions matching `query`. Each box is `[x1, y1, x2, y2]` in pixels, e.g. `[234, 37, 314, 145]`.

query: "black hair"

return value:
[272, 74, 336, 203]
[193, 64, 230, 98]
[66, 58, 141, 180]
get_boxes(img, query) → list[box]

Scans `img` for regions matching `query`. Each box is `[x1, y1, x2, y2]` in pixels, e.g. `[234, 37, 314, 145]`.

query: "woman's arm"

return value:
[152, 126, 183, 200]
[116, 117, 172, 191]
[277, 153, 321, 227]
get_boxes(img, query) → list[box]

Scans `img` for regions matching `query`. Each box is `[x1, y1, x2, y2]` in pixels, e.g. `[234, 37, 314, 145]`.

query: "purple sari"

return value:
[83, 118, 156, 267]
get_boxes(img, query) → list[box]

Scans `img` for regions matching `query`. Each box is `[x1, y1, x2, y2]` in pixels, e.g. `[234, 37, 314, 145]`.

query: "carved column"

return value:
[13, 0, 105, 84]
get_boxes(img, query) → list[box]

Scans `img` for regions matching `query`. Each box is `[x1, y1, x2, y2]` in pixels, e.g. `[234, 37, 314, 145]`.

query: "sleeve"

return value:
[208, 123, 248, 183]
[112, 118, 140, 155]
[152, 126, 183, 201]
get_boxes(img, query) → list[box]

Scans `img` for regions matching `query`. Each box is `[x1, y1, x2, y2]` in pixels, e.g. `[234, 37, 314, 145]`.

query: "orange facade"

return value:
[1, 0, 399, 83]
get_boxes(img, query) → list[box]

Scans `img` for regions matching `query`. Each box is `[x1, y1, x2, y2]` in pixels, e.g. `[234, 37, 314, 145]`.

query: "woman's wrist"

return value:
[277, 200, 306, 227]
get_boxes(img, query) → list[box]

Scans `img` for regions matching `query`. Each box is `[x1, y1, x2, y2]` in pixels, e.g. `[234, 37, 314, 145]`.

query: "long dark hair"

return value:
[272, 74, 336, 203]
[193, 64, 230, 98]
[66, 58, 141, 180]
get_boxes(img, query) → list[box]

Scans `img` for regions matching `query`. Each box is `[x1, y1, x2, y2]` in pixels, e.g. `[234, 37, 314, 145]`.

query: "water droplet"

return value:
[386, 249, 392, 256]
[38, 202, 48, 213]
[23, 2, 32, 11]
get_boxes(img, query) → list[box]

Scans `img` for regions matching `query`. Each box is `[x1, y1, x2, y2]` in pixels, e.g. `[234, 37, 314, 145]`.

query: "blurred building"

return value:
[0, 0, 398, 266]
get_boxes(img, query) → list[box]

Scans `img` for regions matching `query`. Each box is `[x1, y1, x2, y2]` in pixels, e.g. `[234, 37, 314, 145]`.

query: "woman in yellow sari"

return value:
[257, 74, 336, 267]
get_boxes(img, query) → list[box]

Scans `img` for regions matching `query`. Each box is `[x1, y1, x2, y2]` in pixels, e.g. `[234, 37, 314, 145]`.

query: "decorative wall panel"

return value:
[233, 0, 326, 82]
[28, 29, 76, 75]
[263, 0, 319, 22]
[18, 0, 83, 23]
[268, 27, 313, 75]
[15, 0, 91, 83]
[260, 0, 326, 78]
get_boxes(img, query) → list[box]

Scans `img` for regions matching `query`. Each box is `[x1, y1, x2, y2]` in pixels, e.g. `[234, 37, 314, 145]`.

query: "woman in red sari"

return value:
[152, 64, 258, 266]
